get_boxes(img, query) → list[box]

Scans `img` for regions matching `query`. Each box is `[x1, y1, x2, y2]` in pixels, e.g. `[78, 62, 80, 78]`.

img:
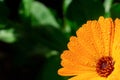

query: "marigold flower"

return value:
[58, 16, 120, 80]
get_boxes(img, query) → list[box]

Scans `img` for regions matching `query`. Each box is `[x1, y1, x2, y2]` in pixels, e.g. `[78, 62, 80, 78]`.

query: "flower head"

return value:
[58, 16, 120, 80]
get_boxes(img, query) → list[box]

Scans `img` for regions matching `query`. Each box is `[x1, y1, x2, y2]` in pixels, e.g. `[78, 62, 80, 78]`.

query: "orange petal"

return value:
[68, 72, 101, 80]
[76, 21, 99, 59]
[61, 59, 95, 70]
[107, 65, 120, 80]
[90, 19, 114, 58]
[67, 37, 96, 67]
[58, 58, 95, 76]
[90, 21, 104, 57]
[98, 16, 114, 56]
[89, 76, 107, 80]
[58, 68, 79, 76]
[112, 18, 120, 62]
[58, 67, 95, 76]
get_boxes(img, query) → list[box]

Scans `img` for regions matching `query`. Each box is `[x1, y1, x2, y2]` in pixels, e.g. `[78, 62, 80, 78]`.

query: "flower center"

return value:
[96, 56, 114, 77]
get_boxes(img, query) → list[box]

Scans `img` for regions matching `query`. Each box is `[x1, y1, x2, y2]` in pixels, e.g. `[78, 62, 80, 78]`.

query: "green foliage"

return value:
[20, 0, 60, 28]
[20, 0, 34, 18]
[0, 0, 120, 80]
[37, 55, 66, 80]
[66, 0, 105, 27]
[63, 0, 72, 14]
[30, 1, 60, 28]
[103, 0, 113, 17]
[111, 3, 120, 19]
[0, 29, 16, 43]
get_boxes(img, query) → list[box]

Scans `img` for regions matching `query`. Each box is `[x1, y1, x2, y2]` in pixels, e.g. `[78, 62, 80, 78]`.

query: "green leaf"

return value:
[30, 1, 60, 29]
[32, 27, 68, 52]
[0, 24, 6, 28]
[103, 0, 113, 17]
[0, 29, 16, 43]
[36, 56, 67, 80]
[19, 0, 34, 18]
[110, 3, 120, 19]
[66, 0, 104, 28]
[0, 0, 4, 2]
[63, 0, 72, 14]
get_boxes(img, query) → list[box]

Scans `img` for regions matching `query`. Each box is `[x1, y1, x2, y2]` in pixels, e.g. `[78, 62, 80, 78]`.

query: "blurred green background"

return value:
[0, 0, 120, 80]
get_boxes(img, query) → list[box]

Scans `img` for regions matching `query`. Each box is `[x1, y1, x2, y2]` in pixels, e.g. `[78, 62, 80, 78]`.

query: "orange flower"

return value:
[58, 16, 120, 80]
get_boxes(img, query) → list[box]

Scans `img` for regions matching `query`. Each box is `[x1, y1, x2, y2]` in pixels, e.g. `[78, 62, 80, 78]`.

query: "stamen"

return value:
[96, 56, 114, 77]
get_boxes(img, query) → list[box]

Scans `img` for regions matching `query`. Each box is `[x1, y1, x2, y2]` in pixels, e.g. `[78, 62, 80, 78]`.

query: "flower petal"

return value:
[107, 65, 120, 80]
[90, 21, 105, 57]
[90, 17, 114, 57]
[58, 67, 95, 76]
[112, 18, 120, 62]
[58, 58, 95, 76]
[76, 21, 99, 59]
[90, 76, 107, 80]
[68, 72, 106, 80]
[98, 16, 114, 56]
[58, 68, 78, 76]
[67, 36, 96, 67]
